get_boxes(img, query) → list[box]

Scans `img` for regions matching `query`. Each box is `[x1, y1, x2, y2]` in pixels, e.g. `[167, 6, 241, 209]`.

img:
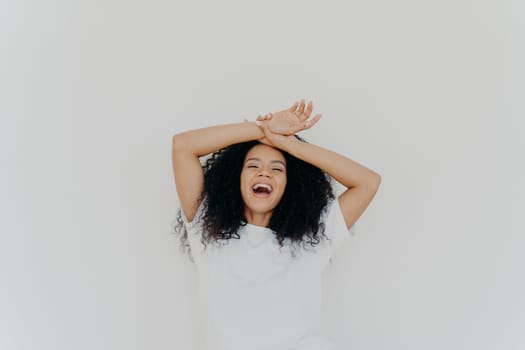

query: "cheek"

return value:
[277, 176, 287, 194]
[239, 172, 251, 194]
[239, 171, 248, 185]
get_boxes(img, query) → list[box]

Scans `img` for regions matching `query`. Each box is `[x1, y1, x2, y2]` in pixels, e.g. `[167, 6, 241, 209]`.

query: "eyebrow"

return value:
[245, 157, 286, 167]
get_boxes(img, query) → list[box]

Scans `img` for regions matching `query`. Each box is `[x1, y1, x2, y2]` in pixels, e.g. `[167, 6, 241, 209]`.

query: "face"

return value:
[240, 143, 287, 216]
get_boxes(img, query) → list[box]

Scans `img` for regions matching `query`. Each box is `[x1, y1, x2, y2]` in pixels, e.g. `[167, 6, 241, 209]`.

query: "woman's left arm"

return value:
[258, 123, 381, 229]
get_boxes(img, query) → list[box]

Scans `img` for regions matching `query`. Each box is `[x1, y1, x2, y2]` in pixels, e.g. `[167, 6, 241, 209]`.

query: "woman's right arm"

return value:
[171, 122, 267, 222]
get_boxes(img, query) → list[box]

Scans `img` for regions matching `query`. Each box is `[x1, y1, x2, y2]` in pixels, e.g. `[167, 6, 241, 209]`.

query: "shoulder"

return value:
[321, 197, 356, 247]
[178, 199, 208, 258]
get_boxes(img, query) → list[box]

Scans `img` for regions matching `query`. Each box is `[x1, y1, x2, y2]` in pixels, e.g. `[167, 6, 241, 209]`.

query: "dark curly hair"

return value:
[172, 136, 335, 261]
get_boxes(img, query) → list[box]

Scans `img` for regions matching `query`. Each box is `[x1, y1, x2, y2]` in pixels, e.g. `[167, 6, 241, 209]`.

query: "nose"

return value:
[257, 169, 271, 178]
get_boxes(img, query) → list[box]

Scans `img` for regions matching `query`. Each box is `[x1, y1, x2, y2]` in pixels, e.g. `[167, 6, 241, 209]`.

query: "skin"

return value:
[172, 99, 381, 230]
[240, 144, 288, 227]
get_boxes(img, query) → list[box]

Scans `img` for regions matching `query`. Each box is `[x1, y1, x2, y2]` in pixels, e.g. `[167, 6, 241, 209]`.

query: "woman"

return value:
[171, 99, 381, 350]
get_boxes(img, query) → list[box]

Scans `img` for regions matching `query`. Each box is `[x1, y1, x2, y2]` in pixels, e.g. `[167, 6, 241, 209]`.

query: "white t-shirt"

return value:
[181, 197, 355, 350]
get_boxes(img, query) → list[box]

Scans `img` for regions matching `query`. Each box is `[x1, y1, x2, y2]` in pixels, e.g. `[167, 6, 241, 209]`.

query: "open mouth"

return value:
[252, 183, 273, 196]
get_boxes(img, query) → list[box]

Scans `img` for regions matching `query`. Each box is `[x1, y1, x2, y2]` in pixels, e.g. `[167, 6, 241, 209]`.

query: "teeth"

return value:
[252, 183, 272, 192]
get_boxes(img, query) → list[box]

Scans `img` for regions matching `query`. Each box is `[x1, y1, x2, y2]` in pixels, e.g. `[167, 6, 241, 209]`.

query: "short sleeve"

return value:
[179, 199, 206, 261]
[321, 197, 356, 255]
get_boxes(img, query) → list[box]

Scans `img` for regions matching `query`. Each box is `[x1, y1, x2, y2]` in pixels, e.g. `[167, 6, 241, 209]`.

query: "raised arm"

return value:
[288, 139, 380, 229]
[257, 102, 381, 229]
[171, 101, 320, 222]
[172, 122, 265, 222]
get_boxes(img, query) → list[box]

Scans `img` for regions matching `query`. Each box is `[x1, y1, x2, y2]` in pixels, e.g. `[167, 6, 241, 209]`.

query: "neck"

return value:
[244, 209, 272, 228]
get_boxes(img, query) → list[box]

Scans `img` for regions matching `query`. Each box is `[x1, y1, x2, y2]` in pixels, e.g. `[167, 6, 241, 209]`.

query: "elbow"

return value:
[374, 172, 382, 184]
[369, 172, 382, 190]
[172, 133, 188, 152]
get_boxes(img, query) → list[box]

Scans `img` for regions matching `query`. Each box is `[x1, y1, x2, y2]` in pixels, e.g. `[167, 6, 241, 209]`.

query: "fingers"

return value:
[291, 99, 303, 115]
[303, 101, 313, 120]
[297, 99, 306, 115]
[259, 100, 309, 120]
[288, 101, 299, 112]
[288, 113, 322, 134]
[256, 113, 273, 121]
[303, 113, 322, 130]
[257, 120, 272, 138]
[290, 99, 303, 114]
[256, 122, 273, 146]
[292, 99, 312, 122]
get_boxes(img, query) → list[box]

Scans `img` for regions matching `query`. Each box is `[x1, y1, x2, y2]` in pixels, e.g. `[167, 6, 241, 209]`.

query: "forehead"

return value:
[244, 144, 286, 163]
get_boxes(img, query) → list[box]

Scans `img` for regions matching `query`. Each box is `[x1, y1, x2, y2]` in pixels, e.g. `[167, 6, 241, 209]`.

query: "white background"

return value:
[1, 1, 524, 349]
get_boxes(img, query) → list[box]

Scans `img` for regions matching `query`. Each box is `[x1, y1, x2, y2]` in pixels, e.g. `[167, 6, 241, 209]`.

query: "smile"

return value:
[252, 183, 273, 195]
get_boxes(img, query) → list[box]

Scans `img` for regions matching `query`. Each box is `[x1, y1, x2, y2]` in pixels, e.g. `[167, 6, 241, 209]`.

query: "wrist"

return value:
[237, 118, 264, 141]
[279, 135, 302, 154]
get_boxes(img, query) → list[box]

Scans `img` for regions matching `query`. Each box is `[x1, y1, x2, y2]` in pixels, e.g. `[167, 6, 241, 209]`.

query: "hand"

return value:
[256, 120, 299, 151]
[256, 99, 322, 136]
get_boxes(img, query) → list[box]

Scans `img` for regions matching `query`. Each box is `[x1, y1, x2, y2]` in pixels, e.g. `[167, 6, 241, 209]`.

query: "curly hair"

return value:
[172, 136, 335, 261]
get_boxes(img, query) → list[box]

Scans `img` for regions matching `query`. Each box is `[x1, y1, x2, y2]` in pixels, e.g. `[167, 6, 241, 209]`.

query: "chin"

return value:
[243, 197, 280, 215]
[245, 203, 275, 215]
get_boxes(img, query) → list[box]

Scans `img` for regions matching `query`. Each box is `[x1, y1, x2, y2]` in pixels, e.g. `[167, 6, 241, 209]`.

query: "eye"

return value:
[272, 168, 284, 172]
[247, 165, 258, 169]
